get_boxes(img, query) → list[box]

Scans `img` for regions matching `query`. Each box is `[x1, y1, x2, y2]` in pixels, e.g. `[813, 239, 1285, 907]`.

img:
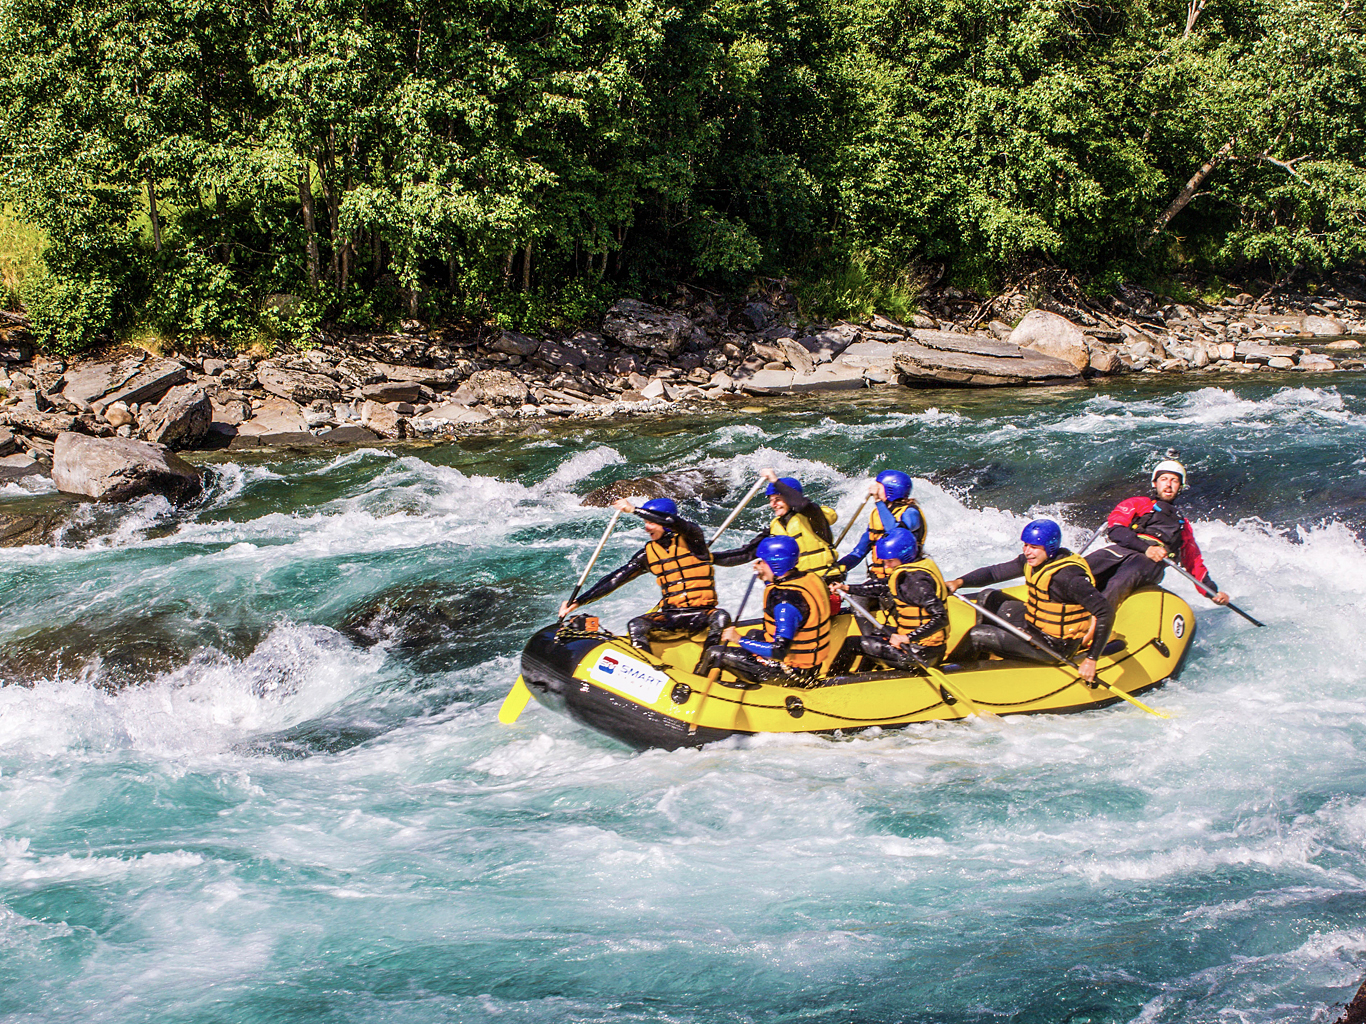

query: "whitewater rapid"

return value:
[2, 379, 1365, 1023]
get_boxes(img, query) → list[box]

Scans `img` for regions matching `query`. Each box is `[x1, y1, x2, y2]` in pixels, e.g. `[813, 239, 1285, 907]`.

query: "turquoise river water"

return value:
[2, 376, 1366, 1023]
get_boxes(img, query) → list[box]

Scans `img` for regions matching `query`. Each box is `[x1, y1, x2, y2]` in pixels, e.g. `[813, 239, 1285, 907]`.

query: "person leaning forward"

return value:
[828, 528, 948, 675]
[696, 535, 833, 689]
[559, 497, 730, 651]
[712, 467, 843, 582]
[836, 470, 927, 582]
[1085, 458, 1230, 611]
[945, 519, 1114, 684]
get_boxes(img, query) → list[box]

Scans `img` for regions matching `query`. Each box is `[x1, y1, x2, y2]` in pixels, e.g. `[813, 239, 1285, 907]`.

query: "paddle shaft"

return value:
[1078, 523, 1107, 555]
[834, 495, 872, 548]
[561, 508, 623, 617]
[1162, 557, 1264, 627]
[709, 477, 767, 546]
[842, 595, 981, 716]
[954, 592, 1168, 718]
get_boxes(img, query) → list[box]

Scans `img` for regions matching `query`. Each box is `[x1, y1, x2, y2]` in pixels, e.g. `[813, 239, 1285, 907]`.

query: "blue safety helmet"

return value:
[1020, 519, 1063, 559]
[639, 497, 678, 518]
[756, 535, 800, 576]
[875, 528, 919, 563]
[876, 470, 912, 503]
[765, 476, 803, 497]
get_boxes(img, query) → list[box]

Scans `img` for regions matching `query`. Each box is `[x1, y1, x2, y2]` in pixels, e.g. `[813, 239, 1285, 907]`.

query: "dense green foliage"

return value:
[1, 0, 1363, 351]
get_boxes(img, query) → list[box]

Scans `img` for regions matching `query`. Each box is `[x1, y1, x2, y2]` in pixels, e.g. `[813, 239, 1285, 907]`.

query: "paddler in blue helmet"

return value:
[712, 467, 844, 582]
[696, 535, 834, 688]
[836, 470, 927, 581]
[945, 519, 1114, 684]
[828, 528, 949, 675]
[560, 497, 730, 652]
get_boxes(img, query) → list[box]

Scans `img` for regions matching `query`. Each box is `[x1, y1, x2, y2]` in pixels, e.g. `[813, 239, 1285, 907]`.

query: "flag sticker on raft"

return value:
[588, 650, 669, 704]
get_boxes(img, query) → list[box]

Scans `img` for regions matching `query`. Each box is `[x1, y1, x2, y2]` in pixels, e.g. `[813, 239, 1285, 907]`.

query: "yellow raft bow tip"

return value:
[498, 675, 534, 724]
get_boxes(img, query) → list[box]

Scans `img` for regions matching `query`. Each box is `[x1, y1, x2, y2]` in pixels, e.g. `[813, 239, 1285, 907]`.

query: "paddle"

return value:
[560, 507, 624, 621]
[705, 572, 760, 686]
[953, 593, 1170, 719]
[842, 596, 982, 716]
[1162, 557, 1264, 627]
[1078, 522, 1107, 555]
[709, 476, 767, 546]
[499, 508, 624, 726]
[834, 493, 872, 548]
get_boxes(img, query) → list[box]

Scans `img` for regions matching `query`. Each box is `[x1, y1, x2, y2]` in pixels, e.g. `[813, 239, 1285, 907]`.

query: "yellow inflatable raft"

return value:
[515, 585, 1195, 749]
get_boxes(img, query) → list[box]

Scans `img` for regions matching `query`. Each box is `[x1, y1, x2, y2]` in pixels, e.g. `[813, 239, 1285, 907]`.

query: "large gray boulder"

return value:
[142, 383, 212, 449]
[51, 432, 202, 503]
[602, 299, 693, 355]
[1008, 310, 1092, 372]
[257, 364, 342, 403]
[91, 357, 189, 414]
[61, 352, 147, 406]
[466, 369, 528, 407]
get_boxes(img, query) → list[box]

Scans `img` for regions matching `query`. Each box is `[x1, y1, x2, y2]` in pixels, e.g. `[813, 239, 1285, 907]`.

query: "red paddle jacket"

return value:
[1105, 496, 1217, 590]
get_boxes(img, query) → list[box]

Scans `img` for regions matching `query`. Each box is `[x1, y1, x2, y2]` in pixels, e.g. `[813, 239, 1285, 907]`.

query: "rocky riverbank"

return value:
[1, 277, 1363, 504]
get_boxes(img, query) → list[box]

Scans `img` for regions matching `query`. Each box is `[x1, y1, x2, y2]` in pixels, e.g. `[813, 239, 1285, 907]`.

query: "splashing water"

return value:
[2, 377, 1365, 1023]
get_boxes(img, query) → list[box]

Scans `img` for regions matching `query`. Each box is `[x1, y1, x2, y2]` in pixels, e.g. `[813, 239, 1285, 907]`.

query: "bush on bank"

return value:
[1, 0, 1363, 355]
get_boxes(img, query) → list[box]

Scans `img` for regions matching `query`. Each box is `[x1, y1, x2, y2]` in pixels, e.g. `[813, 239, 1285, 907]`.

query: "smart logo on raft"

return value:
[588, 649, 670, 704]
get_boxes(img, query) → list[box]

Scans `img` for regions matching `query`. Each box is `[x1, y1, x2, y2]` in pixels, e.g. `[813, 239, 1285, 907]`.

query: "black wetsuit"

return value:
[712, 479, 843, 579]
[1086, 494, 1219, 608]
[828, 573, 949, 675]
[958, 551, 1114, 665]
[574, 510, 730, 650]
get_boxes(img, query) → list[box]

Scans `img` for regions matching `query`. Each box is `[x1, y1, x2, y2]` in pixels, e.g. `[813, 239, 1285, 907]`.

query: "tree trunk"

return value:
[146, 173, 162, 253]
[1184, 0, 1206, 39]
[299, 162, 320, 290]
[521, 240, 533, 292]
[502, 247, 515, 286]
[1143, 136, 1236, 250]
[215, 189, 229, 264]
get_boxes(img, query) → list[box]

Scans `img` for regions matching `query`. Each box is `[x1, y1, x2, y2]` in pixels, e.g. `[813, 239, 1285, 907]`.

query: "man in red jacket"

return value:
[1085, 459, 1231, 610]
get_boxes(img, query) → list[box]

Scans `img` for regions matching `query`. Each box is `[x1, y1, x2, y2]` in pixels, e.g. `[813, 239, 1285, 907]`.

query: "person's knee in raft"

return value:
[558, 496, 727, 650]
[836, 470, 928, 589]
[831, 527, 948, 675]
[701, 535, 833, 688]
[1085, 458, 1231, 609]
[712, 468, 845, 584]
[945, 518, 1114, 685]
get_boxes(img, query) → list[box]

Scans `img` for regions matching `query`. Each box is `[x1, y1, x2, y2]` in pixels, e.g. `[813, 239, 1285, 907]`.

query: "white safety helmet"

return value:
[1150, 459, 1187, 488]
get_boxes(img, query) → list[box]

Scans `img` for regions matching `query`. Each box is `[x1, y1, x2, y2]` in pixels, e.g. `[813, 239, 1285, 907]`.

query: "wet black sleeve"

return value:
[639, 511, 709, 560]
[573, 548, 650, 607]
[844, 579, 891, 600]
[712, 528, 767, 567]
[896, 572, 949, 644]
[1107, 524, 1152, 554]
[958, 555, 1028, 589]
[1052, 567, 1115, 662]
[774, 479, 833, 545]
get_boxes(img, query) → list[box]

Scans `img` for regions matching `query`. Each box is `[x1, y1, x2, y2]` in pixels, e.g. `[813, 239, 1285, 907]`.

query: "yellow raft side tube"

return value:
[517, 586, 1195, 750]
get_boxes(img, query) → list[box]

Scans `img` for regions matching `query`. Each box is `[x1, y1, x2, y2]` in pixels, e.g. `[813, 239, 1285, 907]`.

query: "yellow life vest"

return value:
[1023, 552, 1095, 640]
[867, 499, 928, 580]
[762, 571, 833, 670]
[886, 557, 947, 648]
[645, 532, 717, 609]
[770, 506, 839, 577]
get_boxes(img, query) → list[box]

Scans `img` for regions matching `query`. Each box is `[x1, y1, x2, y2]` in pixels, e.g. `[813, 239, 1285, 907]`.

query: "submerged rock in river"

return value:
[580, 469, 731, 507]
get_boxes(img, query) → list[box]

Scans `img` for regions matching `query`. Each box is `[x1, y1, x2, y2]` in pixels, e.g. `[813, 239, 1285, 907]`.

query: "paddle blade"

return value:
[498, 675, 534, 724]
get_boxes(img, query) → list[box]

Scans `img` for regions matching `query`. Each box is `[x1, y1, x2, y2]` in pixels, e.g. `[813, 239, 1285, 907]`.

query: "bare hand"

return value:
[945, 578, 963, 594]
[867, 481, 886, 501]
[1212, 591, 1230, 606]
[831, 582, 849, 594]
[1145, 544, 1167, 563]
[559, 601, 578, 618]
[759, 467, 779, 483]
[720, 626, 741, 644]
[1078, 657, 1098, 684]
[888, 634, 909, 650]
[611, 498, 636, 514]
